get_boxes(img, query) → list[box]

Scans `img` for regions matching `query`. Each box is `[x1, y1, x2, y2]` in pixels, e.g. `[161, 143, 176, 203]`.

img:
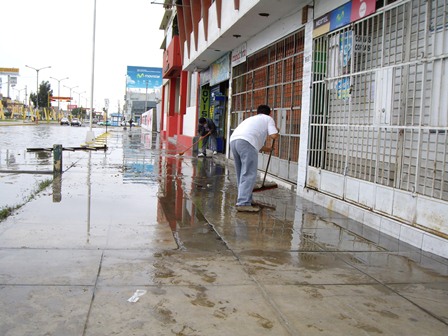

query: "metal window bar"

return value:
[309, 0, 448, 201]
[231, 30, 305, 175]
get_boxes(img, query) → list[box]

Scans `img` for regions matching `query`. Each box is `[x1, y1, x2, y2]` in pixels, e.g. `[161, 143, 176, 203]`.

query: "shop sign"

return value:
[313, 0, 376, 37]
[0, 67, 20, 76]
[330, 2, 352, 31]
[313, 13, 330, 37]
[351, 0, 376, 22]
[210, 53, 230, 86]
[200, 86, 210, 118]
[200, 67, 211, 86]
[354, 35, 372, 53]
[10, 77, 17, 87]
[232, 43, 247, 67]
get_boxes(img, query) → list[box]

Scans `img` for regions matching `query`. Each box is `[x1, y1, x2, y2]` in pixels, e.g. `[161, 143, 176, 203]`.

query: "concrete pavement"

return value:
[0, 128, 447, 335]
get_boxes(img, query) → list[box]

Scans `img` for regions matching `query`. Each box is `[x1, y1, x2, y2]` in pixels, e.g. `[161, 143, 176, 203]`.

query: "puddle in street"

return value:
[1, 126, 447, 278]
[0, 125, 99, 210]
[0, 173, 52, 209]
[121, 130, 228, 252]
[156, 157, 228, 252]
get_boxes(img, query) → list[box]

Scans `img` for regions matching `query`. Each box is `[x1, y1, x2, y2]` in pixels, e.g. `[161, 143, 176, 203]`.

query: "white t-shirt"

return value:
[230, 114, 278, 151]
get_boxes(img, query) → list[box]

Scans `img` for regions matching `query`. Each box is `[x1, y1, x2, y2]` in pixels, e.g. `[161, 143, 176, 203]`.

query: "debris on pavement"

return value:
[127, 289, 147, 303]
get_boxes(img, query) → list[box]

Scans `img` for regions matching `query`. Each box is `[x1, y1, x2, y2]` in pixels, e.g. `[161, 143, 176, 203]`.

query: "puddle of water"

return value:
[0, 125, 99, 210]
[2, 126, 446, 278]
[0, 173, 52, 209]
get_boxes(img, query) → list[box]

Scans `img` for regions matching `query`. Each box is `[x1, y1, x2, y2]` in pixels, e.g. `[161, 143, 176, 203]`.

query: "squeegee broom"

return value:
[177, 131, 210, 156]
[253, 139, 278, 192]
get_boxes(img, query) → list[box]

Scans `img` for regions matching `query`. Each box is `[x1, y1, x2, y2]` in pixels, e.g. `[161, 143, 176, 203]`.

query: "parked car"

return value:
[71, 118, 82, 127]
[98, 120, 111, 126]
[60, 117, 70, 126]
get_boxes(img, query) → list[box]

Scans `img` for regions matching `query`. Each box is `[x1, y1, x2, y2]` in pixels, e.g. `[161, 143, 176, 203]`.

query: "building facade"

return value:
[158, 0, 448, 257]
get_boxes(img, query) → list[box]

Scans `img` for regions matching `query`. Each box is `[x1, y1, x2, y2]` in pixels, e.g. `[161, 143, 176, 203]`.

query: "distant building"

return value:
[125, 91, 160, 124]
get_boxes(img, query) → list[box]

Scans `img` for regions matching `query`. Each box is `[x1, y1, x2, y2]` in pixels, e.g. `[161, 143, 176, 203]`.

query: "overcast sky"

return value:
[1, 0, 165, 112]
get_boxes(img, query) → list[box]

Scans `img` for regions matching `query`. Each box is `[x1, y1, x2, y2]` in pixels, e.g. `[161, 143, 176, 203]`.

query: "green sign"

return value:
[200, 86, 210, 118]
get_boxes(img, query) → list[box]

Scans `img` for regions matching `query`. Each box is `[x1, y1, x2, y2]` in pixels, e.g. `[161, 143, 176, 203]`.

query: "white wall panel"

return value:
[299, 187, 448, 257]
[345, 177, 360, 203]
[363, 211, 382, 231]
[246, 10, 303, 57]
[375, 186, 394, 214]
[358, 180, 375, 209]
[416, 197, 448, 236]
[221, 0, 243, 31]
[314, 0, 347, 18]
[321, 171, 344, 198]
[183, 106, 197, 137]
[422, 234, 448, 259]
[289, 162, 298, 182]
[207, 2, 220, 45]
[392, 189, 416, 223]
[399, 225, 424, 249]
[379, 217, 401, 240]
[307, 167, 320, 190]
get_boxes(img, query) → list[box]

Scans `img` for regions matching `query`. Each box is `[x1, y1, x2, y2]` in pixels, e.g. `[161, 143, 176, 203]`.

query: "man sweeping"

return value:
[197, 117, 218, 157]
[230, 104, 279, 212]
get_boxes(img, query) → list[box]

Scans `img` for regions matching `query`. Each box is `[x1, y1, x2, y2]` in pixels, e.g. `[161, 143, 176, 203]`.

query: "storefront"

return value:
[230, 30, 306, 183]
[199, 53, 230, 154]
[307, 0, 448, 237]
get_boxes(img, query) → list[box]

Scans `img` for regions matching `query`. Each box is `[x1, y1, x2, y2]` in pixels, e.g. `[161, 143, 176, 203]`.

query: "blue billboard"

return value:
[126, 66, 162, 89]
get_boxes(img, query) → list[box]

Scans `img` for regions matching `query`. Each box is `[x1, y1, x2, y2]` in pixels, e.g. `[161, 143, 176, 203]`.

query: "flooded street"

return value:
[0, 124, 447, 335]
[0, 123, 95, 150]
[0, 124, 101, 209]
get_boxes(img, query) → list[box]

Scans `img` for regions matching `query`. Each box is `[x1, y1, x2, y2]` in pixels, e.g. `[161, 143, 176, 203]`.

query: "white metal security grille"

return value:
[309, 0, 448, 202]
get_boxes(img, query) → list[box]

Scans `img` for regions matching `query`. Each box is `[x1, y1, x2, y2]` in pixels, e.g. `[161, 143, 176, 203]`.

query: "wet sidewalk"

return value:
[0, 128, 447, 335]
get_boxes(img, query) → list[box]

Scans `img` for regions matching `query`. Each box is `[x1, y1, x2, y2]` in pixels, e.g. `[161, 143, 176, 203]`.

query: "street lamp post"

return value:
[25, 65, 51, 118]
[85, 0, 98, 143]
[63, 85, 78, 117]
[14, 87, 26, 102]
[50, 76, 69, 113]
[74, 90, 86, 119]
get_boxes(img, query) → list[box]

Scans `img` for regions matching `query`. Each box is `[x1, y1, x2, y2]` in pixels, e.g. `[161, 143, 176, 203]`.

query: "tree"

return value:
[29, 81, 53, 110]
[71, 107, 88, 119]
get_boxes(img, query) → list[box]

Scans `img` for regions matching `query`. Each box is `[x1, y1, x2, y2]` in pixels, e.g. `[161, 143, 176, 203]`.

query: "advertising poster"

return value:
[126, 66, 162, 90]
[351, 0, 376, 22]
[330, 2, 352, 31]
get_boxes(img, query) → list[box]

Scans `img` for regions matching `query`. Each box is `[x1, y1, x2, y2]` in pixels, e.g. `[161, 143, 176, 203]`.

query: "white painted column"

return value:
[297, 6, 314, 191]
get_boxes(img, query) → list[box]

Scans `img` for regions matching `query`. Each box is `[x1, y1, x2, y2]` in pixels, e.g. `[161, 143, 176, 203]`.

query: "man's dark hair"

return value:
[257, 105, 271, 115]
[199, 117, 207, 124]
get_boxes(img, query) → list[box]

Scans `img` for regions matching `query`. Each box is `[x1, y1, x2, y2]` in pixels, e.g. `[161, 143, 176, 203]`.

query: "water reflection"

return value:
[7, 151, 16, 165]
[122, 130, 158, 184]
[2, 126, 443, 277]
[119, 130, 303, 252]
[149, 138, 227, 252]
[35, 151, 52, 164]
[0, 125, 98, 150]
[0, 125, 93, 173]
[86, 151, 92, 243]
